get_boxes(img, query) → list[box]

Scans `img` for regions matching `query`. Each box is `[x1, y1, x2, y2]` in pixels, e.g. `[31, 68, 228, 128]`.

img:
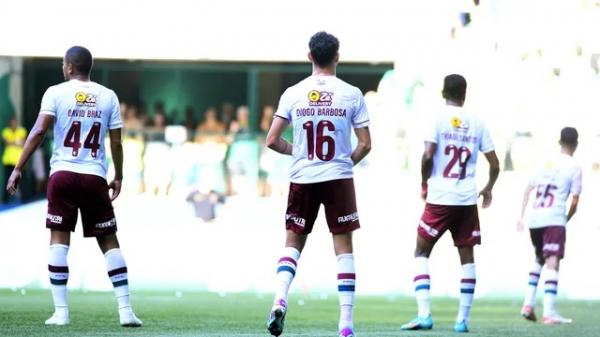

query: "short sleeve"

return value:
[274, 89, 292, 121]
[570, 166, 582, 195]
[40, 87, 57, 116]
[352, 91, 370, 128]
[108, 91, 123, 130]
[479, 123, 494, 153]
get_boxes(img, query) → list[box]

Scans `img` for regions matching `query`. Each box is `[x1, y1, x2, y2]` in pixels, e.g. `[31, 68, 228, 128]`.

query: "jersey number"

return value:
[534, 184, 558, 208]
[303, 120, 335, 161]
[64, 121, 102, 158]
[443, 145, 472, 179]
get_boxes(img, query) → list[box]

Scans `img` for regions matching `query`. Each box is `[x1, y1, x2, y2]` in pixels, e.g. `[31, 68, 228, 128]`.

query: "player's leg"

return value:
[268, 182, 318, 336]
[401, 203, 449, 331]
[332, 232, 356, 337]
[521, 228, 544, 321]
[541, 226, 570, 324]
[324, 179, 360, 337]
[46, 230, 71, 325]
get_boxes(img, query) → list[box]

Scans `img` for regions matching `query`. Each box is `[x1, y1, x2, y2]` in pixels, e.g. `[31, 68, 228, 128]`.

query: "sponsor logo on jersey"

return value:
[419, 220, 439, 237]
[338, 212, 359, 223]
[450, 117, 469, 131]
[75, 92, 97, 107]
[308, 90, 333, 106]
[95, 218, 116, 229]
[47, 214, 63, 224]
[286, 214, 306, 227]
[543, 243, 560, 252]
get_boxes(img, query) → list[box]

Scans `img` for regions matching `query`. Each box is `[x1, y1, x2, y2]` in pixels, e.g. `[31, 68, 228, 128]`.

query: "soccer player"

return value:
[264, 31, 371, 337]
[5, 46, 142, 327]
[517, 127, 581, 324]
[401, 74, 500, 333]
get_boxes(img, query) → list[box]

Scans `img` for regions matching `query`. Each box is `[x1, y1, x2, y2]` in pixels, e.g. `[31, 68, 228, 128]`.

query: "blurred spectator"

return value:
[123, 105, 143, 133]
[2, 116, 27, 203]
[186, 189, 225, 222]
[229, 105, 250, 135]
[220, 102, 235, 130]
[260, 105, 274, 132]
[184, 106, 197, 136]
[226, 105, 259, 196]
[144, 103, 171, 195]
[197, 106, 226, 134]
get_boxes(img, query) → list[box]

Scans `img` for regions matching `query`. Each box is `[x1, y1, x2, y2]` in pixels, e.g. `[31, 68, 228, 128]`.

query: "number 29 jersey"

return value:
[425, 106, 494, 206]
[40, 79, 122, 180]
[275, 75, 370, 184]
[528, 153, 582, 229]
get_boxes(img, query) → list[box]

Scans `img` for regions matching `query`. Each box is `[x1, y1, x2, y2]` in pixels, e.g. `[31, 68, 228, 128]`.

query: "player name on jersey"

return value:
[296, 108, 347, 117]
[67, 109, 103, 118]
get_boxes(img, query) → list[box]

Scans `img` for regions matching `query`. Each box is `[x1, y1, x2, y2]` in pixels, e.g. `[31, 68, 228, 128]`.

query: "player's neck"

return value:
[560, 147, 574, 156]
[69, 75, 90, 82]
[445, 100, 464, 107]
[312, 66, 336, 76]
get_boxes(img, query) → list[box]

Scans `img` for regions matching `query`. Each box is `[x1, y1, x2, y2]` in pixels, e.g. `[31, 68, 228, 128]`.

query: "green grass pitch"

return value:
[0, 290, 598, 336]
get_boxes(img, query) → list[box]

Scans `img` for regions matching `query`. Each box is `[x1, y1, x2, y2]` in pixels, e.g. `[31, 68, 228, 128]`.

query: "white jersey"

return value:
[275, 75, 369, 184]
[528, 153, 582, 228]
[425, 105, 494, 205]
[40, 79, 122, 179]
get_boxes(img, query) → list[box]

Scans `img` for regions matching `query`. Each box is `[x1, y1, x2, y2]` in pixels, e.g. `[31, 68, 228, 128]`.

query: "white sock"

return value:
[337, 253, 356, 331]
[105, 248, 131, 310]
[48, 244, 69, 312]
[523, 262, 542, 307]
[456, 263, 476, 323]
[543, 268, 559, 317]
[273, 247, 301, 309]
[413, 256, 431, 318]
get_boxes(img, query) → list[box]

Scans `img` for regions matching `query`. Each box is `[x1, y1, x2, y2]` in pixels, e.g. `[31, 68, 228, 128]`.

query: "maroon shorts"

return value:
[46, 171, 117, 237]
[285, 178, 360, 235]
[418, 203, 481, 247]
[530, 226, 566, 259]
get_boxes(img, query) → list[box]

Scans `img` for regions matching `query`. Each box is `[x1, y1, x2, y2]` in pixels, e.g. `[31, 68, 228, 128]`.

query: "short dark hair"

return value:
[65, 46, 93, 76]
[560, 127, 578, 147]
[442, 74, 467, 102]
[309, 31, 339, 67]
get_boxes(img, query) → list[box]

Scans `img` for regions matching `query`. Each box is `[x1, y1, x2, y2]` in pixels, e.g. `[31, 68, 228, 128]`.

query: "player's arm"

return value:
[351, 126, 371, 165]
[479, 151, 500, 208]
[6, 114, 54, 195]
[108, 128, 123, 201]
[566, 194, 580, 222]
[420, 141, 437, 200]
[265, 116, 292, 156]
[517, 183, 535, 231]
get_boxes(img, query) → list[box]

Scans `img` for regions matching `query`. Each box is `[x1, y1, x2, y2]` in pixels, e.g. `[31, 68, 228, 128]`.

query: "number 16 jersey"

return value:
[424, 106, 494, 206]
[275, 75, 370, 184]
[40, 79, 122, 180]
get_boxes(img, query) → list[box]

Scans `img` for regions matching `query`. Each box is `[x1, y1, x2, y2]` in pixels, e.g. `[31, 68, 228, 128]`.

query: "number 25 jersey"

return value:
[275, 75, 370, 184]
[40, 79, 122, 180]
[528, 153, 582, 228]
[425, 106, 494, 206]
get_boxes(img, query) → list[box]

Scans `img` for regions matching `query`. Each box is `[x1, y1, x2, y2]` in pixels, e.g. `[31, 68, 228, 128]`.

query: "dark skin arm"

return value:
[420, 141, 436, 200]
[108, 128, 124, 201]
[479, 151, 500, 208]
[6, 114, 54, 195]
[566, 195, 580, 222]
[351, 127, 371, 165]
[265, 116, 293, 155]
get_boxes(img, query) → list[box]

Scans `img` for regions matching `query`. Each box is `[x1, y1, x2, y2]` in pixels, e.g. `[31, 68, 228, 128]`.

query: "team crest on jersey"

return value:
[75, 92, 97, 107]
[308, 90, 333, 106]
[450, 117, 469, 131]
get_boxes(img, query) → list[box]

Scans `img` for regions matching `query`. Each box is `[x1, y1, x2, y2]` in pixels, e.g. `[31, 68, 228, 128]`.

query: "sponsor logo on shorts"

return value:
[286, 214, 305, 228]
[543, 243, 560, 252]
[47, 214, 63, 224]
[419, 220, 439, 237]
[95, 218, 116, 229]
[472, 231, 481, 237]
[338, 212, 359, 223]
[307, 90, 333, 106]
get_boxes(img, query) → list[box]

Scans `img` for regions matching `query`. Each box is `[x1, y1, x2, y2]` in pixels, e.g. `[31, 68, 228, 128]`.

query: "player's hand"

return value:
[109, 179, 122, 201]
[479, 188, 492, 208]
[516, 218, 525, 232]
[6, 169, 22, 196]
[420, 183, 428, 201]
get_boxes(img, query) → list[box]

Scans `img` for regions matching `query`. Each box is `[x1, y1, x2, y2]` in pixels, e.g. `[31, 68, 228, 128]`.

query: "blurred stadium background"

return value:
[1, 0, 600, 303]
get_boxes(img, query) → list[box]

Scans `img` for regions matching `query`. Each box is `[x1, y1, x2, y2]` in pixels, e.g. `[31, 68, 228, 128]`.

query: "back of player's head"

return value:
[65, 46, 93, 76]
[559, 127, 578, 147]
[442, 74, 467, 102]
[309, 31, 339, 67]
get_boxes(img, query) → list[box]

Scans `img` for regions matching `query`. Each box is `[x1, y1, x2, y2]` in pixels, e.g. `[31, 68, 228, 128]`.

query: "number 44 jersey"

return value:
[528, 153, 582, 229]
[275, 75, 370, 184]
[425, 105, 494, 206]
[40, 79, 122, 180]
